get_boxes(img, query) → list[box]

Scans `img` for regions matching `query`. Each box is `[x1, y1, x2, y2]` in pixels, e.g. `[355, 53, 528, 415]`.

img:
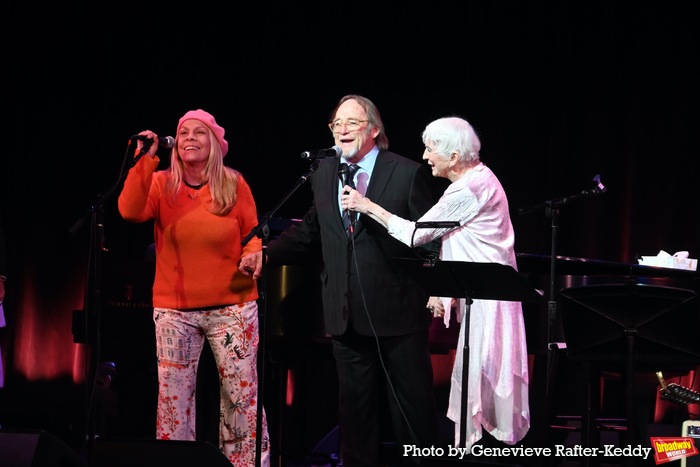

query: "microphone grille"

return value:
[163, 136, 176, 149]
[332, 145, 343, 158]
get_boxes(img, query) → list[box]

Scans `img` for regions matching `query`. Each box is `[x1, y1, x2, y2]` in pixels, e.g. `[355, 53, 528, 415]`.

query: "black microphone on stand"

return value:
[131, 135, 176, 149]
[301, 145, 342, 160]
[338, 163, 357, 231]
[582, 174, 606, 196]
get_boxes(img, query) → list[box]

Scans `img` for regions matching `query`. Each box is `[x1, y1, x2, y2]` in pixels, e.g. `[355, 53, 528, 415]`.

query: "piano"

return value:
[516, 252, 700, 283]
[516, 253, 700, 459]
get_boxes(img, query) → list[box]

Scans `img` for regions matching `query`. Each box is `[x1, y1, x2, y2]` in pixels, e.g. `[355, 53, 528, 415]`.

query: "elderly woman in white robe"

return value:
[341, 116, 530, 451]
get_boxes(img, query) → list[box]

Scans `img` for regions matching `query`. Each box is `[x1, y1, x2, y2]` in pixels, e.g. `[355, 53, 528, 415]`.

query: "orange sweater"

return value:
[118, 156, 262, 309]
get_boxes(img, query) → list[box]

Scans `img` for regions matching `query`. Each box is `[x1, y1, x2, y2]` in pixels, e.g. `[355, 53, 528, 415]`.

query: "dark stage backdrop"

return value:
[0, 0, 698, 454]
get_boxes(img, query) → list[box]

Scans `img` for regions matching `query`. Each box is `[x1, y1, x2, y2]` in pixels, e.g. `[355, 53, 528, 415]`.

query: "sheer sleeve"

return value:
[387, 183, 478, 247]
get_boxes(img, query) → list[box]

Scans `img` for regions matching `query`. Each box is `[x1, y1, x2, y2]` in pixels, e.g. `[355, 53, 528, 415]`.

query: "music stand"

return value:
[394, 257, 543, 448]
[559, 283, 700, 453]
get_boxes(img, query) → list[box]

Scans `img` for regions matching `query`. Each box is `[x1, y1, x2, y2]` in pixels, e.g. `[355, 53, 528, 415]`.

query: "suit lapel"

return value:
[365, 151, 396, 202]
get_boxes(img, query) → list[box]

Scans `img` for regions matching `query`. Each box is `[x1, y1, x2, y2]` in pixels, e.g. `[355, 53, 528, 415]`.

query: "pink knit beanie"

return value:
[177, 109, 229, 156]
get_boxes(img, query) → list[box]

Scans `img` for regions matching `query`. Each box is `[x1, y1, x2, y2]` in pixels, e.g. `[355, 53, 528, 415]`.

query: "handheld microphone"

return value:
[131, 135, 176, 149]
[338, 162, 357, 229]
[338, 162, 350, 185]
[301, 145, 342, 160]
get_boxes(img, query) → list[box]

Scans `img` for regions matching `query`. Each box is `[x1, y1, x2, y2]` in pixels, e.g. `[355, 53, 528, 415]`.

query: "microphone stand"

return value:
[242, 160, 320, 467]
[68, 146, 149, 460]
[516, 174, 606, 448]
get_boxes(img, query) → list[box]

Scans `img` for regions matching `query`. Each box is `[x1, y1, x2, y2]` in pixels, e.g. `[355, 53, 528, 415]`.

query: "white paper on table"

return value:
[638, 250, 698, 271]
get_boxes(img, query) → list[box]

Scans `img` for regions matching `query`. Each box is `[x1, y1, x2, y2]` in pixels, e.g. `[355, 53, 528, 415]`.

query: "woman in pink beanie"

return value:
[118, 109, 269, 467]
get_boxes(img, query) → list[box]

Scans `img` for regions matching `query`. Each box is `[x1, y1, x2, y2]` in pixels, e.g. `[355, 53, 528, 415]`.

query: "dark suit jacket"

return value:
[267, 150, 439, 336]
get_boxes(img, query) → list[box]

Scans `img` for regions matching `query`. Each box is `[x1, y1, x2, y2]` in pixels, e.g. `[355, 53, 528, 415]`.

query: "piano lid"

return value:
[516, 253, 700, 280]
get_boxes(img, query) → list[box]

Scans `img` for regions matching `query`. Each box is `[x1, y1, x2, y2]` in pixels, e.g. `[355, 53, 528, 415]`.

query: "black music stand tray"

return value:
[394, 257, 543, 448]
[558, 283, 700, 457]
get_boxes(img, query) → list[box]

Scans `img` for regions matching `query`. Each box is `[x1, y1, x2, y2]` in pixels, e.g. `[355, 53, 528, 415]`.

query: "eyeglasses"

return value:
[328, 119, 369, 132]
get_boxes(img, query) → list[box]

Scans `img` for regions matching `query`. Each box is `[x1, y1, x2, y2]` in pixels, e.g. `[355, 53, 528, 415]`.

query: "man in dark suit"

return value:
[266, 95, 440, 466]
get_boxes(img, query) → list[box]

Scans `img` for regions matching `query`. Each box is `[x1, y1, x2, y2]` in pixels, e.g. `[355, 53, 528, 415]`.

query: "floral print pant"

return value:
[154, 302, 270, 467]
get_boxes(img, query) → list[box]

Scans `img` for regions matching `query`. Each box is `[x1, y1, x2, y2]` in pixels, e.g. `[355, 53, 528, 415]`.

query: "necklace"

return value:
[184, 180, 207, 199]
[184, 180, 207, 190]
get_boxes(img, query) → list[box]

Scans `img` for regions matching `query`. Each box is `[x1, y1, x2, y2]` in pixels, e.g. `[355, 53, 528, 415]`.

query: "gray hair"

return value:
[331, 94, 389, 150]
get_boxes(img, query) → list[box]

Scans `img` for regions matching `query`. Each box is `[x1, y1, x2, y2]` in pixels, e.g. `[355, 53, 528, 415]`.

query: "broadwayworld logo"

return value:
[650, 437, 698, 465]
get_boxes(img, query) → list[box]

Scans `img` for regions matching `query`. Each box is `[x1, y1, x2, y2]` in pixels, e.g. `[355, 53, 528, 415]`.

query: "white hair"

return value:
[422, 116, 481, 164]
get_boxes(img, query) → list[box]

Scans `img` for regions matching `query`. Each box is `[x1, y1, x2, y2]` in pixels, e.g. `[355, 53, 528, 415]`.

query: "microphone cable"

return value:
[348, 224, 423, 449]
